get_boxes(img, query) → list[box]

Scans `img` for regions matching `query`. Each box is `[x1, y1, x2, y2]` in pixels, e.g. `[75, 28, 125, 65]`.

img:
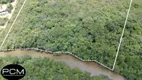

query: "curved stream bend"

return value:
[0, 50, 126, 80]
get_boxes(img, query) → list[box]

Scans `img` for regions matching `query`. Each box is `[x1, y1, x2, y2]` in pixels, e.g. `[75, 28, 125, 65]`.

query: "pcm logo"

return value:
[2, 68, 24, 75]
[1, 64, 26, 80]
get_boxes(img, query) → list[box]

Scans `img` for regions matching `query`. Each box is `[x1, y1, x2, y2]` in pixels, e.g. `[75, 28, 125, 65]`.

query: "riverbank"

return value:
[0, 49, 127, 80]
[0, 48, 112, 70]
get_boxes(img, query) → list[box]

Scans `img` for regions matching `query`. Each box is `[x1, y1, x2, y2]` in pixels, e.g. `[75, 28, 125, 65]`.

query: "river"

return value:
[0, 50, 126, 80]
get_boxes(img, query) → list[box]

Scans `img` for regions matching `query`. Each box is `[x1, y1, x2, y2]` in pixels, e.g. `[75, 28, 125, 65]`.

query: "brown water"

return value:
[0, 50, 126, 80]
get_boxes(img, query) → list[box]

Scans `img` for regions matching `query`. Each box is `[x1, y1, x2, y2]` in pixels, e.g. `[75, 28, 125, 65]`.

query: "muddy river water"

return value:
[0, 50, 126, 80]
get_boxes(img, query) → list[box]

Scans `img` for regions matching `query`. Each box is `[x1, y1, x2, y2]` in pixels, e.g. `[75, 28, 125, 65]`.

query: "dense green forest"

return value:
[115, 0, 142, 80]
[0, 56, 111, 80]
[0, 0, 141, 80]
[1, 0, 129, 67]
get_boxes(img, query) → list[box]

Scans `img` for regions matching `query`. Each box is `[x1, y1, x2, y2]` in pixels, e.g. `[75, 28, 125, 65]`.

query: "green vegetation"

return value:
[0, 0, 141, 80]
[2, 0, 129, 67]
[0, 56, 111, 80]
[7, 3, 13, 13]
[0, 0, 14, 4]
[115, 0, 142, 80]
[0, 18, 7, 26]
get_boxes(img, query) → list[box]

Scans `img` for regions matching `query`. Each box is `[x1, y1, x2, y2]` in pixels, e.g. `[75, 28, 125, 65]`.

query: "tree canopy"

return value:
[0, 56, 111, 80]
[0, 0, 141, 80]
